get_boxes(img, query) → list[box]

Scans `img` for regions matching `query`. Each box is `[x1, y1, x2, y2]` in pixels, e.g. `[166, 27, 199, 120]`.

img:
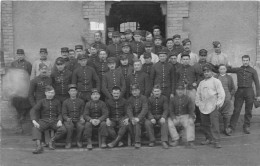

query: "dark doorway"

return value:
[106, 1, 165, 42]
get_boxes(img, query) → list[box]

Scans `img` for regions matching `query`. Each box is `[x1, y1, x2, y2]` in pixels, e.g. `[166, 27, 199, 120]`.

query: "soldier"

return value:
[62, 84, 85, 149]
[83, 89, 108, 149]
[107, 31, 122, 59]
[72, 53, 100, 102]
[90, 31, 107, 51]
[75, 45, 84, 58]
[106, 86, 129, 148]
[168, 84, 195, 147]
[10, 49, 32, 131]
[95, 49, 109, 87]
[30, 85, 67, 154]
[177, 39, 199, 66]
[145, 85, 169, 149]
[152, 25, 165, 46]
[141, 52, 154, 77]
[139, 42, 159, 64]
[102, 57, 126, 100]
[152, 35, 165, 55]
[207, 41, 230, 66]
[107, 28, 114, 45]
[31, 48, 52, 80]
[88, 43, 99, 64]
[172, 34, 184, 57]
[127, 60, 151, 97]
[125, 29, 134, 44]
[67, 49, 79, 72]
[120, 33, 126, 43]
[151, 51, 173, 99]
[175, 53, 198, 113]
[162, 38, 175, 58]
[226, 55, 260, 134]
[145, 31, 153, 43]
[127, 83, 149, 149]
[195, 64, 225, 148]
[130, 30, 145, 58]
[117, 54, 133, 80]
[51, 57, 72, 103]
[121, 42, 137, 65]
[28, 63, 53, 107]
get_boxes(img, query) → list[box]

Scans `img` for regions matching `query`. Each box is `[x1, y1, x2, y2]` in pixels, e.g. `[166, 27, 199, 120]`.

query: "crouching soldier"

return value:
[168, 84, 196, 147]
[62, 84, 85, 149]
[30, 85, 66, 154]
[145, 85, 169, 149]
[106, 86, 129, 148]
[127, 83, 148, 149]
[83, 89, 108, 150]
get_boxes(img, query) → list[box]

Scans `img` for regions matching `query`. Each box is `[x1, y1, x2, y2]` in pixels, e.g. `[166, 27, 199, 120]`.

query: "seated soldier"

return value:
[145, 85, 169, 149]
[30, 85, 67, 154]
[127, 83, 149, 149]
[168, 84, 196, 147]
[62, 84, 85, 149]
[83, 89, 108, 150]
[106, 86, 129, 148]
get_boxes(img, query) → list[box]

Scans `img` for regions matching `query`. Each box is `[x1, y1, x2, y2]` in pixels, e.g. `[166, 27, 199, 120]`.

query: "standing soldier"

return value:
[67, 49, 79, 72]
[11, 49, 32, 75]
[195, 64, 225, 148]
[90, 31, 107, 51]
[31, 48, 52, 80]
[139, 42, 159, 64]
[107, 31, 122, 59]
[51, 57, 72, 103]
[117, 54, 133, 80]
[152, 25, 165, 46]
[72, 54, 100, 102]
[145, 85, 169, 149]
[172, 34, 184, 57]
[151, 51, 173, 99]
[207, 41, 230, 66]
[75, 45, 84, 58]
[177, 39, 199, 66]
[141, 53, 154, 77]
[130, 30, 145, 58]
[88, 44, 99, 64]
[106, 86, 129, 148]
[102, 57, 126, 100]
[125, 29, 134, 44]
[152, 36, 165, 55]
[28, 63, 52, 107]
[226, 55, 260, 134]
[127, 60, 151, 97]
[30, 85, 67, 154]
[62, 84, 85, 149]
[83, 89, 108, 149]
[121, 42, 137, 66]
[127, 83, 149, 149]
[162, 38, 175, 58]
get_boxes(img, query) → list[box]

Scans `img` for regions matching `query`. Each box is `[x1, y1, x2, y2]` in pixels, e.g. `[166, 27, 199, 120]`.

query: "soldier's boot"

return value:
[108, 135, 122, 148]
[65, 143, 72, 149]
[101, 137, 107, 148]
[32, 140, 43, 154]
[86, 138, 92, 150]
[48, 137, 56, 150]
[223, 118, 231, 136]
[76, 141, 83, 148]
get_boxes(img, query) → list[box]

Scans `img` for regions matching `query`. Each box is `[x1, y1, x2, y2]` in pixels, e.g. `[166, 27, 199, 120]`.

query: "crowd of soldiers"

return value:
[10, 25, 260, 154]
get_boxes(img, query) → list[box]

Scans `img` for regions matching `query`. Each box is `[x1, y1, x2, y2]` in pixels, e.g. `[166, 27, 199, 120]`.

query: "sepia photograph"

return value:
[1, 0, 260, 165]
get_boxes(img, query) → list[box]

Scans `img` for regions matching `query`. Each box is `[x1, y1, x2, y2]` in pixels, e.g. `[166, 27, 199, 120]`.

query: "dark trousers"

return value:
[107, 119, 128, 139]
[230, 88, 254, 129]
[145, 119, 168, 142]
[32, 119, 67, 141]
[78, 91, 91, 103]
[64, 121, 84, 143]
[55, 94, 69, 104]
[161, 87, 171, 99]
[83, 121, 108, 138]
[129, 120, 145, 143]
[200, 108, 220, 143]
[219, 99, 232, 129]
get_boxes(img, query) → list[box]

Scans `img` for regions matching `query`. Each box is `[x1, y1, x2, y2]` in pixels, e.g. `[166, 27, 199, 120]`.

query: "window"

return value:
[120, 22, 139, 32]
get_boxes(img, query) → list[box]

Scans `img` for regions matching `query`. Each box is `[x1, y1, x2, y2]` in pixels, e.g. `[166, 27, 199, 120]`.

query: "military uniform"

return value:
[28, 75, 52, 107]
[107, 32, 122, 58]
[65, 57, 78, 72]
[152, 45, 165, 55]
[127, 94, 148, 144]
[142, 63, 153, 77]
[130, 41, 145, 58]
[83, 100, 108, 140]
[102, 69, 126, 99]
[90, 41, 107, 51]
[62, 96, 85, 145]
[106, 97, 129, 146]
[145, 95, 168, 143]
[72, 63, 100, 102]
[11, 55, 32, 75]
[127, 70, 151, 97]
[150, 61, 173, 99]
[30, 98, 66, 142]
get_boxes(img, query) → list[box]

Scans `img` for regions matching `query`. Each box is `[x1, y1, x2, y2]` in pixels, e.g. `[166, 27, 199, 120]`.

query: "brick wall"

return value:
[82, 1, 106, 47]
[166, 1, 189, 39]
[1, 1, 14, 66]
